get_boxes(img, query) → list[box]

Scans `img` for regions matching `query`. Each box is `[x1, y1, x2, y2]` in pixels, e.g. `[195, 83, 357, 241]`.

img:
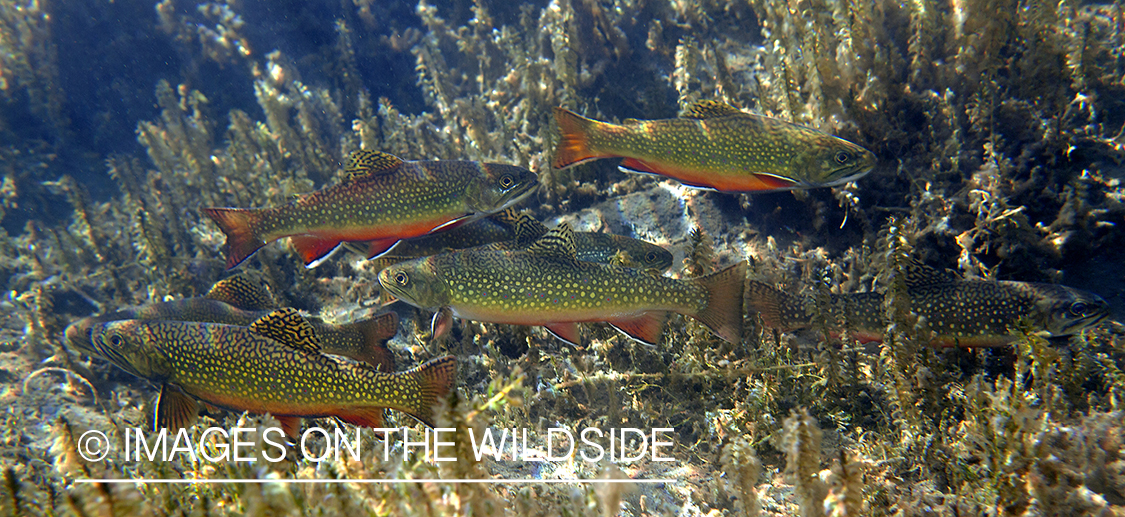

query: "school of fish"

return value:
[63, 99, 1114, 440]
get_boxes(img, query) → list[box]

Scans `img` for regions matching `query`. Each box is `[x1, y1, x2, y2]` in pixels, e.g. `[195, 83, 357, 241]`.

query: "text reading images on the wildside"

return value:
[553, 100, 877, 192]
[203, 150, 539, 269]
[378, 223, 745, 347]
[90, 308, 456, 438]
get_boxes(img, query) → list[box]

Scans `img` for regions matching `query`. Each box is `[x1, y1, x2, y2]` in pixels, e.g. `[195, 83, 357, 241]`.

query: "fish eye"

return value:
[834, 151, 852, 165]
[498, 174, 515, 190]
[1070, 302, 1089, 316]
[645, 252, 658, 262]
[394, 272, 410, 286]
[109, 334, 123, 347]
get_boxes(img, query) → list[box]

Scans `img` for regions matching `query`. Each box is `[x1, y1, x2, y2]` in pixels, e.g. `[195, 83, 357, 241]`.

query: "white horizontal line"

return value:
[74, 478, 674, 485]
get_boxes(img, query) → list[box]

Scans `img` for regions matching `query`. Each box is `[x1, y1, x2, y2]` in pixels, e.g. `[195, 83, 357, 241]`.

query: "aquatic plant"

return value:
[0, 0, 1123, 515]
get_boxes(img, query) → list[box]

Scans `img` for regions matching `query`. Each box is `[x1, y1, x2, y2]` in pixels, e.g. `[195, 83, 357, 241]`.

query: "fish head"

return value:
[65, 317, 101, 355]
[598, 234, 674, 272]
[1033, 285, 1111, 337]
[89, 320, 170, 380]
[791, 136, 877, 188]
[464, 164, 539, 213]
[65, 308, 138, 356]
[634, 244, 674, 272]
[378, 257, 452, 310]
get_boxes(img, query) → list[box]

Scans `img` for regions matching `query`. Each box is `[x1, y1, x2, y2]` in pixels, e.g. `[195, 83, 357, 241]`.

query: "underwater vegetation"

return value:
[0, 0, 1124, 515]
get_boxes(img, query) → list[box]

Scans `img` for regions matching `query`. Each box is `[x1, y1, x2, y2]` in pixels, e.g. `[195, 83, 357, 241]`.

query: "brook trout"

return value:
[203, 150, 538, 269]
[746, 262, 1110, 347]
[369, 209, 674, 273]
[378, 223, 744, 346]
[90, 308, 456, 437]
[553, 101, 876, 192]
[65, 275, 397, 371]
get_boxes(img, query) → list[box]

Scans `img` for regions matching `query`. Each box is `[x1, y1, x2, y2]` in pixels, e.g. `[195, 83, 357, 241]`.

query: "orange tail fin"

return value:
[690, 262, 747, 344]
[400, 355, 457, 427]
[202, 208, 267, 269]
[340, 312, 399, 372]
[552, 107, 602, 169]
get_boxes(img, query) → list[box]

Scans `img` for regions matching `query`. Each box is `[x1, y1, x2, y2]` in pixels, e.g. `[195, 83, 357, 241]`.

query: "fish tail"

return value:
[690, 262, 747, 343]
[745, 280, 787, 329]
[400, 355, 457, 427]
[340, 312, 399, 372]
[552, 107, 602, 169]
[202, 207, 267, 269]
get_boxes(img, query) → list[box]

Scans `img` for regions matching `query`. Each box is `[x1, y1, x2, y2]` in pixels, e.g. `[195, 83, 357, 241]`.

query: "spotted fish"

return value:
[368, 209, 674, 273]
[203, 150, 538, 269]
[89, 308, 456, 437]
[553, 101, 877, 192]
[65, 275, 398, 371]
[746, 262, 1110, 347]
[378, 223, 745, 346]
[376, 209, 523, 257]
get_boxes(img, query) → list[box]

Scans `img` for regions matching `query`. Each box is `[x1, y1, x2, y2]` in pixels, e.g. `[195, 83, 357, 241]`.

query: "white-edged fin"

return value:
[617, 165, 665, 177]
[544, 322, 582, 347]
[304, 242, 343, 269]
[431, 307, 454, 339]
[364, 238, 401, 259]
[428, 215, 472, 234]
[608, 312, 667, 347]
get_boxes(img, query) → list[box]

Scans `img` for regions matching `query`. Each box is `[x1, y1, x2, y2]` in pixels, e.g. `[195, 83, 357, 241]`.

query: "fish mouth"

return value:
[91, 338, 144, 379]
[820, 168, 874, 188]
[64, 319, 98, 354]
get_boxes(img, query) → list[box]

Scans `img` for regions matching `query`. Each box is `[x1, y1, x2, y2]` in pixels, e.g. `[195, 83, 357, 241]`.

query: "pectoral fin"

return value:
[153, 384, 199, 433]
[364, 238, 400, 259]
[431, 308, 453, 339]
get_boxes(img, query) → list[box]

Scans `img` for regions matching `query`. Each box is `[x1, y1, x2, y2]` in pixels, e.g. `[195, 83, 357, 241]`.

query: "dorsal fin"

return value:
[512, 213, 550, 247]
[342, 150, 405, 182]
[250, 308, 321, 353]
[682, 100, 744, 119]
[526, 223, 579, 262]
[901, 259, 960, 289]
[205, 274, 276, 310]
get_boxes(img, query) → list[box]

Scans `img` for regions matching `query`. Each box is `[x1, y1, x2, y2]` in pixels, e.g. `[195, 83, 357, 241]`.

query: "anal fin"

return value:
[274, 415, 303, 439]
[544, 322, 582, 346]
[609, 312, 668, 346]
[290, 235, 342, 266]
[338, 407, 386, 429]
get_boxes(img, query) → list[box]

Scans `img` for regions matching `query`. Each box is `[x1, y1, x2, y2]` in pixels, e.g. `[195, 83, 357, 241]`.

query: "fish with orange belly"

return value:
[553, 100, 876, 192]
[89, 308, 456, 438]
[203, 150, 538, 269]
[378, 223, 745, 346]
[745, 262, 1110, 347]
